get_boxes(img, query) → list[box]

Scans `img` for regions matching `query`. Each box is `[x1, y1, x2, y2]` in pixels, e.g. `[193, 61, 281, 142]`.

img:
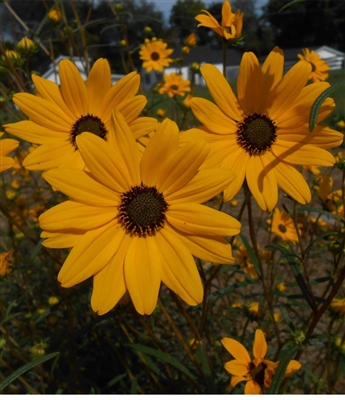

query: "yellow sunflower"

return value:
[158, 73, 191, 98]
[39, 110, 241, 316]
[139, 37, 173, 73]
[4, 58, 157, 171]
[184, 47, 343, 211]
[222, 329, 301, 394]
[330, 298, 345, 317]
[0, 133, 19, 173]
[297, 48, 330, 83]
[268, 208, 300, 243]
[195, 0, 243, 41]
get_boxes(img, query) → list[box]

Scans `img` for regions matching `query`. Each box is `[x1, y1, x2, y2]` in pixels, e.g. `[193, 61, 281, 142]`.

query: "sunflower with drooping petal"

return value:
[222, 329, 301, 394]
[330, 298, 345, 317]
[158, 73, 191, 98]
[4, 58, 158, 171]
[183, 47, 343, 211]
[195, 0, 243, 41]
[39, 110, 241, 316]
[297, 48, 330, 83]
[0, 132, 19, 173]
[268, 208, 300, 243]
[139, 37, 173, 73]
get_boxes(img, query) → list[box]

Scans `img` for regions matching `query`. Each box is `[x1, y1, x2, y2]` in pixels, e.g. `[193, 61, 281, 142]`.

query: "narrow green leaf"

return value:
[195, 342, 215, 393]
[128, 344, 197, 381]
[130, 377, 138, 394]
[207, 281, 249, 303]
[239, 233, 261, 278]
[0, 312, 22, 326]
[105, 373, 127, 389]
[267, 245, 316, 311]
[297, 206, 345, 223]
[309, 82, 345, 132]
[31, 239, 43, 262]
[268, 344, 300, 394]
[279, 306, 295, 332]
[279, 0, 305, 12]
[0, 352, 59, 392]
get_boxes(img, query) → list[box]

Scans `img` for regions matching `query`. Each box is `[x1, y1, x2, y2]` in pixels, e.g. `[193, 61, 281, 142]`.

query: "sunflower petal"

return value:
[221, 337, 251, 363]
[253, 329, 267, 359]
[39, 200, 115, 231]
[124, 235, 161, 315]
[91, 234, 131, 315]
[59, 59, 88, 116]
[86, 58, 112, 115]
[200, 64, 242, 121]
[157, 227, 203, 305]
[167, 203, 241, 237]
[224, 360, 250, 376]
[43, 168, 120, 206]
[284, 360, 302, 377]
[4, 121, 68, 144]
[58, 221, 125, 287]
[245, 380, 262, 394]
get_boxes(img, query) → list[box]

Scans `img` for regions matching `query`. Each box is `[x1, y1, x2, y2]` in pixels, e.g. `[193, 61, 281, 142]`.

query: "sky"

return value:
[150, 0, 269, 22]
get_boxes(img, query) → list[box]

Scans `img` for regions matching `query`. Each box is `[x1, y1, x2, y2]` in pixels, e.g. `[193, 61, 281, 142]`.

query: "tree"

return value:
[262, 0, 345, 51]
[169, 0, 206, 43]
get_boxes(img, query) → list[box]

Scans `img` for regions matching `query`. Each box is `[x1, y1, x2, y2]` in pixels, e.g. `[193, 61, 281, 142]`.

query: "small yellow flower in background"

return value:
[143, 26, 152, 35]
[222, 329, 301, 394]
[5, 58, 157, 171]
[48, 8, 62, 23]
[6, 189, 17, 200]
[334, 337, 345, 352]
[330, 298, 345, 317]
[276, 282, 286, 292]
[48, 296, 59, 306]
[231, 302, 242, 309]
[0, 251, 13, 278]
[230, 199, 238, 207]
[316, 174, 333, 202]
[185, 33, 197, 47]
[235, 245, 258, 279]
[297, 48, 330, 83]
[156, 108, 166, 117]
[39, 111, 241, 316]
[5, 50, 20, 60]
[336, 120, 345, 129]
[158, 73, 191, 98]
[247, 301, 263, 319]
[189, 338, 199, 350]
[0, 132, 19, 173]
[268, 208, 300, 243]
[139, 37, 173, 73]
[17, 36, 36, 53]
[30, 342, 48, 358]
[119, 39, 127, 48]
[196, 0, 243, 41]
[302, 165, 321, 175]
[183, 47, 343, 211]
[190, 62, 201, 74]
[273, 312, 281, 322]
[182, 46, 190, 55]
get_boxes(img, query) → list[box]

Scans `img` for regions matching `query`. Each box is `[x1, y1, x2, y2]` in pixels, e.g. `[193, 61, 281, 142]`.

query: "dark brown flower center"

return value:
[249, 361, 267, 386]
[70, 114, 107, 148]
[151, 51, 160, 61]
[237, 113, 277, 156]
[170, 84, 179, 91]
[278, 224, 287, 233]
[118, 183, 169, 237]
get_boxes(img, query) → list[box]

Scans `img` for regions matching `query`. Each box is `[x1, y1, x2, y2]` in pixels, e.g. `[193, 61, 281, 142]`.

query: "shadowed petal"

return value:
[141, 118, 179, 186]
[124, 235, 161, 315]
[59, 59, 88, 116]
[41, 230, 83, 248]
[167, 203, 241, 237]
[157, 227, 203, 305]
[224, 360, 250, 376]
[43, 168, 120, 207]
[245, 380, 262, 394]
[58, 221, 125, 287]
[285, 360, 302, 377]
[86, 58, 111, 115]
[91, 234, 131, 315]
